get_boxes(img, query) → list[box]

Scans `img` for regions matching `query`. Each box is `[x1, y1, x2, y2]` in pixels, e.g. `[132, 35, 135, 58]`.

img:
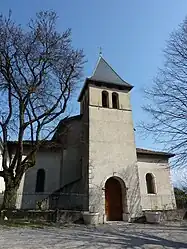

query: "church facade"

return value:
[0, 57, 176, 223]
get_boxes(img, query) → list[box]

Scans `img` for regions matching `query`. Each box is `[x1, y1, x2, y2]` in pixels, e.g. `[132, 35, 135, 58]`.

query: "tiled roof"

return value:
[7, 140, 61, 149]
[136, 148, 174, 158]
[6, 141, 174, 158]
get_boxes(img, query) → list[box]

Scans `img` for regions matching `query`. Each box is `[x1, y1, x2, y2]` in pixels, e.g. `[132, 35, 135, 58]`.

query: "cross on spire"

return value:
[99, 46, 102, 57]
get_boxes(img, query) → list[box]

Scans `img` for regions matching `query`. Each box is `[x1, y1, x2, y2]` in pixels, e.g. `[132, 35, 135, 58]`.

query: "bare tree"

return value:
[177, 171, 187, 192]
[0, 11, 85, 209]
[141, 16, 187, 169]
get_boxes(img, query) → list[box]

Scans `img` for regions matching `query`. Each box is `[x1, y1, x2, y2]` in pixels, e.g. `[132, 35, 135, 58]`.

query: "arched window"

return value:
[102, 91, 109, 108]
[35, 169, 45, 193]
[146, 173, 156, 194]
[112, 92, 119, 109]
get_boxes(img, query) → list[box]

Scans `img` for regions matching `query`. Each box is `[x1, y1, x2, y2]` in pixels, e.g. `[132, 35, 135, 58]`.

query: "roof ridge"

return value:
[136, 147, 174, 158]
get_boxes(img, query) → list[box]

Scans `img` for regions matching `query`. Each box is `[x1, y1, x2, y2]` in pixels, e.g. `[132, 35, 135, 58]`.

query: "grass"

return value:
[0, 219, 55, 229]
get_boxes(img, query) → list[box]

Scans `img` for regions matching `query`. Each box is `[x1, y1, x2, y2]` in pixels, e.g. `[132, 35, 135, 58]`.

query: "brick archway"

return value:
[105, 177, 126, 221]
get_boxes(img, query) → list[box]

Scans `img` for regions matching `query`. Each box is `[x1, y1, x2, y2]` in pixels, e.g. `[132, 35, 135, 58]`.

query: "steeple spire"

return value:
[78, 56, 133, 102]
[90, 56, 132, 87]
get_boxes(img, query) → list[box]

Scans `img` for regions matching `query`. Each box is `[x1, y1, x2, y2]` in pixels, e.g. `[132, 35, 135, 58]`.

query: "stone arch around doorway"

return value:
[105, 176, 128, 221]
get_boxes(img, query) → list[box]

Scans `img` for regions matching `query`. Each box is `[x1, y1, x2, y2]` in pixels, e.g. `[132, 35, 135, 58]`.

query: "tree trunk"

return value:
[1, 186, 18, 210]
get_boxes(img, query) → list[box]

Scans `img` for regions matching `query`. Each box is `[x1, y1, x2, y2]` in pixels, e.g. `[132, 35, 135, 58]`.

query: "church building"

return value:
[0, 56, 176, 223]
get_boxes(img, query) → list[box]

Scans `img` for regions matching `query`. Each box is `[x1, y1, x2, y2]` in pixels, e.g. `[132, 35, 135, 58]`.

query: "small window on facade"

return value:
[146, 173, 156, 194]
[35, 169, 45, 193]
[102, 91, 109, 108]
[112, 92, 119, 109]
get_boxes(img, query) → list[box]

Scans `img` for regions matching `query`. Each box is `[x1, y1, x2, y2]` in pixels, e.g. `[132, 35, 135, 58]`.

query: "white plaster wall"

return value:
[88, 85, 142, 220]
[16, 155, 26, 209]
[21, 150, 61, 209]
[0, 154, 5, 194]
[0, 153, 5, 206]
[0, 147, 62, 209]
[16, 172, 25, 209]
[137, 156, 176, 210]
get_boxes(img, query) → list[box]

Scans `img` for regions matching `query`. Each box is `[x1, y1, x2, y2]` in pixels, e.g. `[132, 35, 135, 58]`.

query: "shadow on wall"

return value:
[119, 165, 142, 218]
[89, 163, 142, 218]
[0, 193, 3, 207]
[48, 179, 88, 211]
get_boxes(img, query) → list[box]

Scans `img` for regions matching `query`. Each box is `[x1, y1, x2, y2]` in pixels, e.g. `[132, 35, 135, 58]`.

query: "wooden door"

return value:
[105, 177, 123, 221]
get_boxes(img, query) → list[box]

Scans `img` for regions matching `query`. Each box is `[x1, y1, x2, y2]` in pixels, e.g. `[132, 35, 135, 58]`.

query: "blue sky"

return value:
[1, 1, 187, 154]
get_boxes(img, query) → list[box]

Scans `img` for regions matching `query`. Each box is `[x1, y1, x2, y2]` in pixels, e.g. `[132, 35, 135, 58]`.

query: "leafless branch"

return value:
[0, 10, 85, 208]
[141, 16, 187, 169]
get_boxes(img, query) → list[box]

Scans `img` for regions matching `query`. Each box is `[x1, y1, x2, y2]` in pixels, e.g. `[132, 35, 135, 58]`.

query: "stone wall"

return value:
[0, 210, 57, 222]
[48, 179, 88, 211]
[88, 84, 142, 221]
[79, 89, 89, 211]
[54, 113, 89, 211]
[59, 118, 82, 187]
[56, 210, 83, 224]
[160, 209, 187, 222]
[0, 209, 83, 224]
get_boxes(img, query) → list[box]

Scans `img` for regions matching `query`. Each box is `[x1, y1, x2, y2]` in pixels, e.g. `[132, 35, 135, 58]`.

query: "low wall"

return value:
[139, 209, 187, 224]
[56, 210, 83, 224]
[160, 209, 187, 222]
[0, 209, 83, 224]
[1, 209, 186, 225]
[0, 210, 56, 222]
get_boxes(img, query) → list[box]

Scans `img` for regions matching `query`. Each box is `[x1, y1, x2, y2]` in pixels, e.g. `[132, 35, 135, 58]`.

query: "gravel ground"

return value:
[0, 222, 187, 249]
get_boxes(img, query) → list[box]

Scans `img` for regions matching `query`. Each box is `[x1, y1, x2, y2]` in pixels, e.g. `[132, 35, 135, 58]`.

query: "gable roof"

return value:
[90, 56, 132, 87]
[5, 138, 175, 159]
[7, 140, 61, 150]
[136, 148, 174, 158]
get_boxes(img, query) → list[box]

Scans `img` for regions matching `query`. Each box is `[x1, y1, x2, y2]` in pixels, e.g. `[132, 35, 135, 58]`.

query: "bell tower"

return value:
[78, 56, 142, 222]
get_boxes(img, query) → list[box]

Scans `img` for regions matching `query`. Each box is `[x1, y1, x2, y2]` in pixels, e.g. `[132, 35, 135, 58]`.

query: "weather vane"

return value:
[99, 46, 103, 57]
